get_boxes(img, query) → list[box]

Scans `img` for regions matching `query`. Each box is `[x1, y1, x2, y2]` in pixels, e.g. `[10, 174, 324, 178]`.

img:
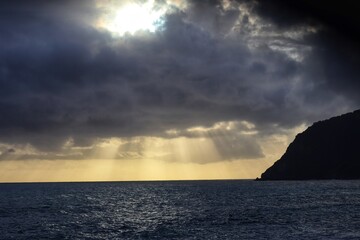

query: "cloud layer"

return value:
[0, 0, 359, 162]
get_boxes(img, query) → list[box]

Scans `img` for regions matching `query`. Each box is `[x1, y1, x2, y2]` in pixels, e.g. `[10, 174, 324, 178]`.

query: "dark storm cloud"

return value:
[0, 0, 359, 161]
[252, 0, 360, 103]
[253, 0, 360, 36]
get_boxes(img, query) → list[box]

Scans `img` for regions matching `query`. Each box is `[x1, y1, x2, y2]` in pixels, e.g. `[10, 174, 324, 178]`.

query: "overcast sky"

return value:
[0, 0, 359, 179]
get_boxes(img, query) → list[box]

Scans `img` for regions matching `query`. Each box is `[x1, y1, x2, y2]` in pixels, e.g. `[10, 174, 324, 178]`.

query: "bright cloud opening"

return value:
[97, 0, 167, 36]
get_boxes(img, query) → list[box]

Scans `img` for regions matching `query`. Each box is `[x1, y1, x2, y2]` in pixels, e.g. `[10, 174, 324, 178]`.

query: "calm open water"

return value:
[0, 180, 360, 239]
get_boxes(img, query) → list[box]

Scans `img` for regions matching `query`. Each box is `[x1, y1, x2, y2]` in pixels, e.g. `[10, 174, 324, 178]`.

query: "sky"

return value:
[0, 0, 359, 182]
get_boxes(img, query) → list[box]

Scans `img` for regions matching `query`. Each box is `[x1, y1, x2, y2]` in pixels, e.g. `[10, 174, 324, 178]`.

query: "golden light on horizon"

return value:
[0, 122, 306, 183]
[0, 158, 270, 183]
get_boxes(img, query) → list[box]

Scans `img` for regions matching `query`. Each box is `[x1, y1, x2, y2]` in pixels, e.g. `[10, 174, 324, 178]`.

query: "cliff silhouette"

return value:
[259, 109, 360, 180]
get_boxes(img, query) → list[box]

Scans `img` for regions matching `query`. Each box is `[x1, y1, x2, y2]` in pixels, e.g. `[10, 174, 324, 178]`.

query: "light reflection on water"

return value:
[1, 180, 360, 239]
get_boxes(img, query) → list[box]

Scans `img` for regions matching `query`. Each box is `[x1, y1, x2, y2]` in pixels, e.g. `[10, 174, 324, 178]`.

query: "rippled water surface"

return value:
[1, 180, 360, 239]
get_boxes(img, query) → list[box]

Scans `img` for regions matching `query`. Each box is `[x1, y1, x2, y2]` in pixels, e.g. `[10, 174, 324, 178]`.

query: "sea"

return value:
[0, 180, 359, 239]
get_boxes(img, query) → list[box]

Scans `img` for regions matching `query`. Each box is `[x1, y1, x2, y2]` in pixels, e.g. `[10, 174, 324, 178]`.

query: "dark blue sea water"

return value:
[0, 180, 360, 239]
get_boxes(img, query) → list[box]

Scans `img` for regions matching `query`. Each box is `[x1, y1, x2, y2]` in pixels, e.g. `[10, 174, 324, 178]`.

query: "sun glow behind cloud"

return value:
[96, 0, 181, 36]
